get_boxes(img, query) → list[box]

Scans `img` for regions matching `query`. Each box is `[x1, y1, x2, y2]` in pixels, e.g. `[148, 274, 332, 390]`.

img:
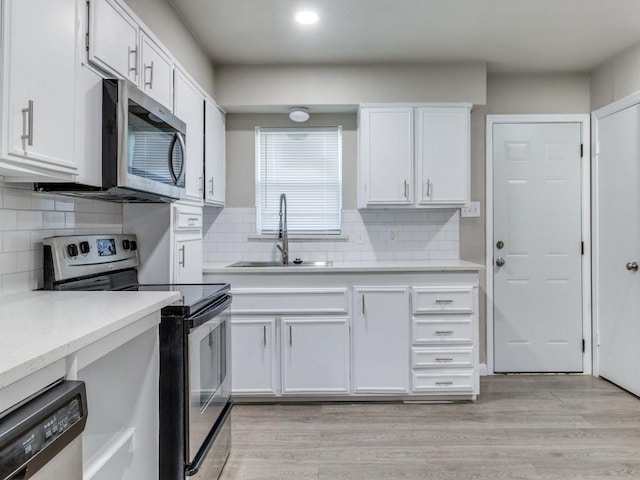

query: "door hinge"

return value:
[580, 144, 584, 158]
[581, 241, 584, 255]
[582, 339, 585, 353]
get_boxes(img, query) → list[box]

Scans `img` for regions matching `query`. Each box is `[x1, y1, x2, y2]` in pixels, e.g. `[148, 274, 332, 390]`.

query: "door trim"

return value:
[485, 114, 591, 375]
[591, 91, 640, 378]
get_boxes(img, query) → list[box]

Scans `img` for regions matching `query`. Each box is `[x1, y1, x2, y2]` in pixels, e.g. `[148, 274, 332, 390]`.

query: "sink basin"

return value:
[227, 260, 333, 268]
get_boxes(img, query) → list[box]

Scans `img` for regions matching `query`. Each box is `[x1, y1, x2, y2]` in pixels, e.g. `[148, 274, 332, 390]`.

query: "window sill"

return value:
[247, 234, 349, 242]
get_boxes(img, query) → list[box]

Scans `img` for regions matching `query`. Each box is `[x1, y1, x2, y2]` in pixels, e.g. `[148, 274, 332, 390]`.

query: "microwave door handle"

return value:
[168, 132, 186, 186]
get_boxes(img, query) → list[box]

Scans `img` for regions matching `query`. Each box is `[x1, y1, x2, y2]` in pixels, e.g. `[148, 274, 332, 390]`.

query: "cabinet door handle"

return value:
[263, 325, 267, 347]
[289, 325, 293, 346]
[435, 299, 454, 305]
[144, 61, 154, 89]
[436, 381, 454, 386]
[435, 330, 453, 335]
[209, 177, 214, 196]
[403, 180, 409, 199]
[21, 100, 34, 146]
[362, 294, 366, 315]
[426, 179, 431, 198]
[128, 47, 138, 77]
[435, 357, 454, 362]
[179, 245, 185, 267]
[199, 176, 204, 194]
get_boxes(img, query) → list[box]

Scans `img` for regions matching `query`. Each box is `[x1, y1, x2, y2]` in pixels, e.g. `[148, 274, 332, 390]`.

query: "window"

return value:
[256, 126, 342, 235]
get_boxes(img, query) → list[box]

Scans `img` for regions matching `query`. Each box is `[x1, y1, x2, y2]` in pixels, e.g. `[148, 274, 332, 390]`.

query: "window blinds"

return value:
[256, 126, 342, 234]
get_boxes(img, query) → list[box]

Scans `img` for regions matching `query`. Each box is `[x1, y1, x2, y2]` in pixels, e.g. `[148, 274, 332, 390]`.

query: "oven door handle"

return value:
[185, 399, 233, 476]
[186, 294, 232, 331]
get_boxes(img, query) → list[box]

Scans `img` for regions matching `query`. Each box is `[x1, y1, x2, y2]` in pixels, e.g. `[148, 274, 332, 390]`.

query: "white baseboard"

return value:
[479, 363, 489, 376]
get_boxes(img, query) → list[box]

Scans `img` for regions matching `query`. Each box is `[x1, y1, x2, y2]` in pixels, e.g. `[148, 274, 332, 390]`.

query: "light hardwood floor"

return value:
[220, 376, 640, 479]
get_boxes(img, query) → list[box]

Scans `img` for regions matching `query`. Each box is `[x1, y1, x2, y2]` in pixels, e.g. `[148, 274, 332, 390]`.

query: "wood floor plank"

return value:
[219, 376, 640, 479]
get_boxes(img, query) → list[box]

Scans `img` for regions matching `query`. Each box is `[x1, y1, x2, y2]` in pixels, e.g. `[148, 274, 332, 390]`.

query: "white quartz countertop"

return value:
[203, 259, 484, 274]
[0, 290, 179, 389]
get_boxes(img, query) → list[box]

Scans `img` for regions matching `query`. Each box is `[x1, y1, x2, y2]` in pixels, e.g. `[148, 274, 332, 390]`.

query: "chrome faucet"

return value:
[276, 193, 289, 265]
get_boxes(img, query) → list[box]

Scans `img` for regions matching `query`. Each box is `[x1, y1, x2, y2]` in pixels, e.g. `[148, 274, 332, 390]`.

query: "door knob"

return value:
[495, 257, 505, 267]
[626, 262, 638, 271]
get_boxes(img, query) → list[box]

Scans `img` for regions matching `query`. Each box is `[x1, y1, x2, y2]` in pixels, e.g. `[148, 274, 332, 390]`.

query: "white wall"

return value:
[123, 0, 216, 96]
[0, 184, 122, 296]
[215, 63, 487, 110]
[590, 40, 640, 110]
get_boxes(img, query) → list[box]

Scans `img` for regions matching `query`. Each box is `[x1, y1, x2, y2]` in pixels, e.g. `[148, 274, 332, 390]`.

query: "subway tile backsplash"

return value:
[203, 207, 460, 264]
[0, 183, 123, 297]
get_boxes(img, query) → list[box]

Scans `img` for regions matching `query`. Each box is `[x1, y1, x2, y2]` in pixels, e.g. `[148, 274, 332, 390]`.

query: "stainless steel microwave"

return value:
[36, 79, 186, 203]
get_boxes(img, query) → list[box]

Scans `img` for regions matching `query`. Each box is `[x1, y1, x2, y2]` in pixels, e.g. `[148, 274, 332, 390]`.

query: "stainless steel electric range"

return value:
[42, 234, 232, 480]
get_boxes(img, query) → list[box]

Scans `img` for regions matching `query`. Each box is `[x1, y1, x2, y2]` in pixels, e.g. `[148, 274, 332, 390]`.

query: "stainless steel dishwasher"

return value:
[0, 381, 88, 480]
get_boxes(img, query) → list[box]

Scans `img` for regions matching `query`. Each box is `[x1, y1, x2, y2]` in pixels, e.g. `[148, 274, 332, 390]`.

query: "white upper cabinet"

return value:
[0, 0, 79, 180]
[174, 68, 205, 201]
[204, 99, 226, 206]
[88, 0, 139, 83]
[358, 107, 414, 206]
[358, 103, 471, 209]
[140, 31, 173, 110]
[416, 107, 470, 206]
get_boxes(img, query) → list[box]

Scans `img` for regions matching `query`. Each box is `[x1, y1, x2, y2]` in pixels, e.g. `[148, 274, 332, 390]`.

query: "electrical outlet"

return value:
[356, 232, 365, 245]
[389, 229, 397, 241]
[461, 201, 481, 218]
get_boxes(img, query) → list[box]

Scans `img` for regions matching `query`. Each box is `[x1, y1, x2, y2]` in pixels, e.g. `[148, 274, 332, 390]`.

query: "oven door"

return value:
[185, 298, 231, 469]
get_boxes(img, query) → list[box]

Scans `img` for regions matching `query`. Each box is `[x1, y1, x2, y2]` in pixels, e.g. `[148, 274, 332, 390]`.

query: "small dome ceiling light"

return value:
[295, 11, 319, 25]
[289, 107, 310, 122]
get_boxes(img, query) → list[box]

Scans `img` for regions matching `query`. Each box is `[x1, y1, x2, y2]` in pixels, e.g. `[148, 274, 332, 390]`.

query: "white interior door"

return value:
[493, 122, 583, 372]
[596, 105, 640, 396]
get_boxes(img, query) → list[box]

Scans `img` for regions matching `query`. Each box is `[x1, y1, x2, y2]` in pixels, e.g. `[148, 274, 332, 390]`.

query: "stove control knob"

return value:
[79, 241, 90, 255]
[67, 244, 79, 258]
[122, 239, 131, 250]
[130, 240, 137, 251]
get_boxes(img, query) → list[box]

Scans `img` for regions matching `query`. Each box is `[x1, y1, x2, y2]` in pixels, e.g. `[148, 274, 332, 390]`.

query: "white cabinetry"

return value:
[281, 317, 350, 394]
[88, 0, 139, 83]
[410, 286, 478, 395]
[140, 31, 173, 109]
[204, 99, 226, 206]
[0, 0, 79, 180]
[352, 287, 409, 393]
[231, 317, 278, 395]
[174, 233, 203, 284]
[358, 108, 414, 206]
[358, 103, 471, 208]
[174, 69, 205, 201]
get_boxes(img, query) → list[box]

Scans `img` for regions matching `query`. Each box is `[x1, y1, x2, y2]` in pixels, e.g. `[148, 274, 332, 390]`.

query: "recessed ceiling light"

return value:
[295, 11, 319, 25]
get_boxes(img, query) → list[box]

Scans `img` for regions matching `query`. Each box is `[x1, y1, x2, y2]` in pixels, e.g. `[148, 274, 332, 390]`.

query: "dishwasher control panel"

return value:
[0, 381, 87, 480]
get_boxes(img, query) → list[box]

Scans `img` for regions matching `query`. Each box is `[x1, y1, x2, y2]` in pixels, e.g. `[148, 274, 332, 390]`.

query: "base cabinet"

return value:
[352, 287, 409, 393]
[231, 317, 278, 395]
[281, 317, 350, 394]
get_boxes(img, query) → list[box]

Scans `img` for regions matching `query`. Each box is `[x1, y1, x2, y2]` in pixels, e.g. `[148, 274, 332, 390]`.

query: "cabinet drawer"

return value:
[412, 316, 473, 344]
[174, 205, 202, 230]
[231, 288, 349, 315]
[411, 347, 473, 368]
[412, 287, 473, 313]
[412, 370, 474, 393]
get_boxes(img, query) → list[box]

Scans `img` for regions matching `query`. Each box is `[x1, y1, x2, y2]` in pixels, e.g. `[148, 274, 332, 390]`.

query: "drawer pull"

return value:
[435, 299, 454, 304]
[435, 330, 453, 335]
[435, 381, 454, 386]
[435, 357, 453, 362]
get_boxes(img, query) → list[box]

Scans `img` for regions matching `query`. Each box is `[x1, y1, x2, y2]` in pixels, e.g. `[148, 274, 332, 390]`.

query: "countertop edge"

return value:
[203, 262, 485, 274]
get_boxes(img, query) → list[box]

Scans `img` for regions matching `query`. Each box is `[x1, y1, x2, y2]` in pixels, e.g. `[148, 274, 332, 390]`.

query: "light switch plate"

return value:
[461, 201, 481, 218]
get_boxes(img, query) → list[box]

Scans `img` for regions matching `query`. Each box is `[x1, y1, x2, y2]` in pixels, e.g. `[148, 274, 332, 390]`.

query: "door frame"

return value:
[485, 114, 591, 375]
[591, 91, 640, 378]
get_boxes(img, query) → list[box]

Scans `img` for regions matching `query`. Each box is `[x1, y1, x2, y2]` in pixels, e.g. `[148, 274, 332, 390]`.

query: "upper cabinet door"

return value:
[88, 0, 139, 83]
[416, 106, 470, 206]
[358, 107, 414, 207]
[140, 31, 173, 110]
[204, 100, 226, 206]
[0, 0, 78, 179]
[174, 69, 205, 201]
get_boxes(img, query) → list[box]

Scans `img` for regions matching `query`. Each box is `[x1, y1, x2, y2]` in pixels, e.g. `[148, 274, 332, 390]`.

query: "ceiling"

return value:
[168, 0, 640, 73]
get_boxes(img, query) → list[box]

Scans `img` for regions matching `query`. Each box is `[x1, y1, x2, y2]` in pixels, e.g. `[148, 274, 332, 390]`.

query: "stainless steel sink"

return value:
[227, 260, 333, 268]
